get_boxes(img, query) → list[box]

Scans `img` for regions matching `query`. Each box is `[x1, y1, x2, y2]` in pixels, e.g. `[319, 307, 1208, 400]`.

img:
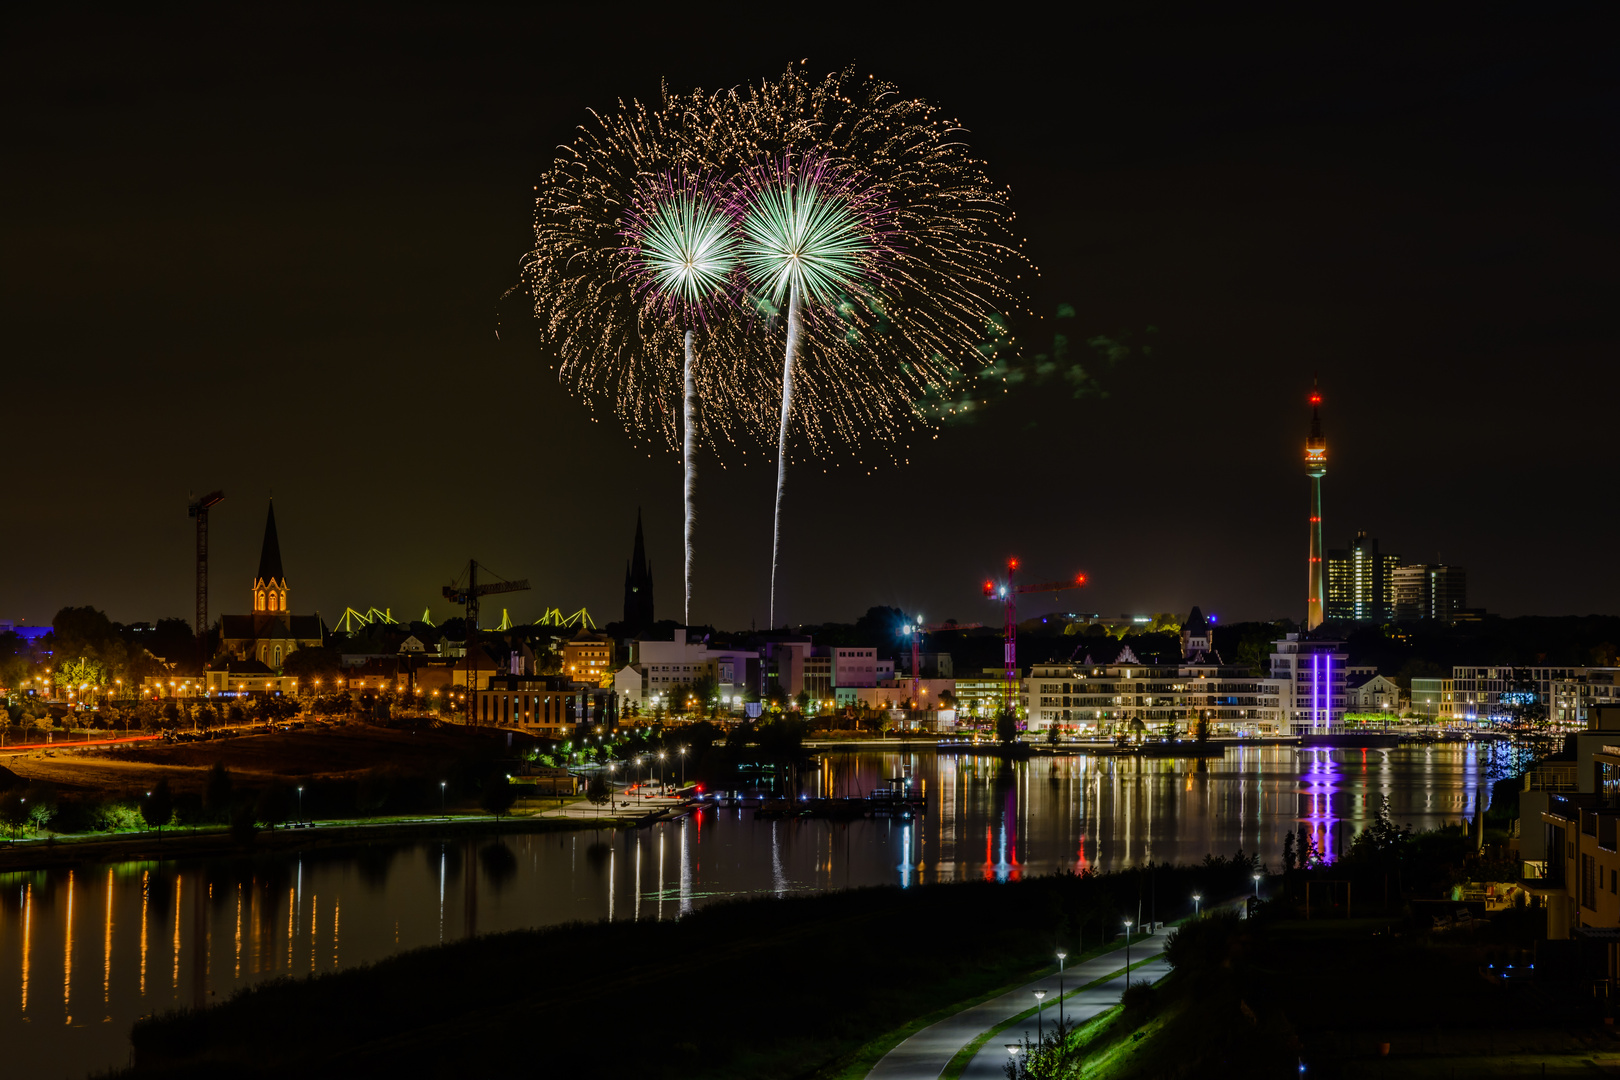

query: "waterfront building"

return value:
[1408, 676, 1455, 720]
[1345, 672, 1403, 713]
[214, 502, 323, 670]
[1533, 707, 1620, 938]
[1325, 532, 1399, 623]
[1305, 382, 1328, 631]
[622, 509, 655, 636]
[1017, 622, 1344, 736]
[953, 669, 1008, 720]
[1451, 665, 1590, 723]
[1550, 670, 1620, 726]
[617, 629, 759, 713]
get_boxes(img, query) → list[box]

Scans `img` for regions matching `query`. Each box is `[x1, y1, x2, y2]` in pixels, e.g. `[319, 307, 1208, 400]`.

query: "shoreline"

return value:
[0, 811, 633, 873]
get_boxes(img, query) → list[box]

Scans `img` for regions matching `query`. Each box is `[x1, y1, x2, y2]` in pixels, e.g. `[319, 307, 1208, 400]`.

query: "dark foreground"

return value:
[114, 862, 1249, 1079]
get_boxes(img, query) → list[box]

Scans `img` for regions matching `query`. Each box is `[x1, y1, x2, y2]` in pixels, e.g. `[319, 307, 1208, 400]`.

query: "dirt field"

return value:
[0, 722, 520, 795]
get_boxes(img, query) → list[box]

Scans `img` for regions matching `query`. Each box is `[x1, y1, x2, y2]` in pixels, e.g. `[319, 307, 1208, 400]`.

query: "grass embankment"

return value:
[119, 867, 1251, 1079]
[1046, 902, 1620, 1079]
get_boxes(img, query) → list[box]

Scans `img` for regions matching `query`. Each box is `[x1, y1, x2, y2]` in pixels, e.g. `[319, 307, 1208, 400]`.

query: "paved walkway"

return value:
[959, 955, 1172, 1078]
[866, 929, 1167, 1080]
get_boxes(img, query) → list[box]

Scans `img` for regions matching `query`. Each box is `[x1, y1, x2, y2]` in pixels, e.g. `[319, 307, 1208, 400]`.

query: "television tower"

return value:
[1305, 381, 1327, 630]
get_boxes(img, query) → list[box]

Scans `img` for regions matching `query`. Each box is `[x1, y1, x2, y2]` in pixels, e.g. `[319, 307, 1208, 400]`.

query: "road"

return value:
[866, 929, 1167, 1080]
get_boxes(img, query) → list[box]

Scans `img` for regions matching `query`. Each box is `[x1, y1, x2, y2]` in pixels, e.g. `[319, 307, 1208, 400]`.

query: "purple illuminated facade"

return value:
[1271, 633, 1346, 733]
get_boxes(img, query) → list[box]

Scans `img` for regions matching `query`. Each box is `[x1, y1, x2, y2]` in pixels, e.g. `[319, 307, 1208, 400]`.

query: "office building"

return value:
[1325, 532, 1399, 622]
[1392, 564, 1468, 622]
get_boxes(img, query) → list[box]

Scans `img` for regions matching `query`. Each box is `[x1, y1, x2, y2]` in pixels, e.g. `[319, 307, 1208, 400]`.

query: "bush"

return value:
[1121, 979, 1159, 1019]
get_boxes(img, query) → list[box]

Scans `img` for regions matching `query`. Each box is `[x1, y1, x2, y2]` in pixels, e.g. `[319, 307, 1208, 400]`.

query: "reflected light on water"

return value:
[0, 744, 1506, 1077]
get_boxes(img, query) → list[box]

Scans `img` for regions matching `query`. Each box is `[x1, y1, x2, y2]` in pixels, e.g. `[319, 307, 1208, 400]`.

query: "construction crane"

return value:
[186, 490, 224, 671]
[982, 558, 1087, 720]
[442, 560, 529, 723]
[901, 617, 983, 706]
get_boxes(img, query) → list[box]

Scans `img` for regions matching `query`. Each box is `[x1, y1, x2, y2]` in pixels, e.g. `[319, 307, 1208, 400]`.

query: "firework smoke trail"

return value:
[768, 282, 801, 630]
[738, 154, 881, 627]
[682, 329, 696, 625]
[623, 175, 738, 624]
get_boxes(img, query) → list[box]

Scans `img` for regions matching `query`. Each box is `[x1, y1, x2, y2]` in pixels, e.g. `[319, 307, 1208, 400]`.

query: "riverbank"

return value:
[0, 809, 626, 872]
[117, 867, 1241, 1079]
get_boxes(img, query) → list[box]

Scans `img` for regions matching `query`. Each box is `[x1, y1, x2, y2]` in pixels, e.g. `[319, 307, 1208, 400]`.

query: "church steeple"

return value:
[622, 508, 655, 634]
[252, 501, 288, 614]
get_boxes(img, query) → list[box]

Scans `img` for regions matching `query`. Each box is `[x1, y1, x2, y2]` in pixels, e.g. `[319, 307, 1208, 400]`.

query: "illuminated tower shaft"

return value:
[1305, 383, 1327, 631]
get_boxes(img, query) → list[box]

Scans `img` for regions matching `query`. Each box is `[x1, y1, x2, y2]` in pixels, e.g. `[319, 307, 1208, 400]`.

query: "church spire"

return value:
[622, 508, 655, 634]
[257, 501, 284, 582]
[253, 500, 288, 614]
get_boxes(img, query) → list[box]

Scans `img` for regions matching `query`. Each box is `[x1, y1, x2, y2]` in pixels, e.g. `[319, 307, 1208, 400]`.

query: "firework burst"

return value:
[622, 172, 739, 624]
[726, 66, 1030, 625]
[525, 91, 758, 627]
[734, 153, 887, 629]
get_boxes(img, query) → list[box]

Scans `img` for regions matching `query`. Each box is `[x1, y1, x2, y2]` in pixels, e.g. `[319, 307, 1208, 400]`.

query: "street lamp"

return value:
[1032, 990, 1046, 1042]
[1253, 872, 1263, 899]
[679, 746, 687, 788]
[1056, 950, 1067, 1027]
[1193, 892, 1203, 918]
[1123, 919, 1134, 989]
[440, 781, 447, 817]
[297, 785, 304, 822]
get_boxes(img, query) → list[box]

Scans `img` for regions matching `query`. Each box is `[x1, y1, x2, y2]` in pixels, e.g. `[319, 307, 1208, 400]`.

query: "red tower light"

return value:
[983, 580, 995, 597]
[1008, 557, 1019, 571]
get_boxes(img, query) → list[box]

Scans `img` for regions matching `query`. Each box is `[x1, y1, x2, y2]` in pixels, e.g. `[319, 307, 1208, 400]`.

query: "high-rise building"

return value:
[1305, 382, 1327, 630]
[1325, 532, 1400, 622]
[621, 508, 655, 635]
[1392, 564, 1468, 622]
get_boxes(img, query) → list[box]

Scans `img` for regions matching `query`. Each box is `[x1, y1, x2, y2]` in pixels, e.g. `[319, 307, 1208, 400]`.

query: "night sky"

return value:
[3, 5, 1615, 633]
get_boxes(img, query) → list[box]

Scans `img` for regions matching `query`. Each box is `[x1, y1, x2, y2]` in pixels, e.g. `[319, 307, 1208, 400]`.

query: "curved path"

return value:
[866, 928, 1167, 1080]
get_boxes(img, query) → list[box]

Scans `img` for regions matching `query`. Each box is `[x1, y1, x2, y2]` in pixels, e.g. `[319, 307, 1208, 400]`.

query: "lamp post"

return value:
[1253, 872, 1262, 899]
[1123, 918, 1133, 989]
[1193, 892, 1203, 918]
[1005, 1045, 1022, 1073]
[297, 785, 303, 823]
[679, 746, 687, 788]
[1056, 950, 1067, 1028]
[440, 781, 447, 817]
[1033, 989, 1046, 1042]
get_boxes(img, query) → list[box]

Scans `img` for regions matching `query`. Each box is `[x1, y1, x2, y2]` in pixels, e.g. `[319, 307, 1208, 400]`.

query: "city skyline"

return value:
[3, 8, 1615, 630]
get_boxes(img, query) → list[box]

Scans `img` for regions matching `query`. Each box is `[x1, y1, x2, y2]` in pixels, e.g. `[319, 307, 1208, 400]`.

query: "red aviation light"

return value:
[1309, 392, 1321, 405]
[983, 580, 995, 597]
[1008, 557, 1020, 571]
[1075, 573, 1088, 586]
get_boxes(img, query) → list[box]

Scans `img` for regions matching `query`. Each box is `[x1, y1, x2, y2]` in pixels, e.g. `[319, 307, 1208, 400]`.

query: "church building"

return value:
[214, 501, 324, 672]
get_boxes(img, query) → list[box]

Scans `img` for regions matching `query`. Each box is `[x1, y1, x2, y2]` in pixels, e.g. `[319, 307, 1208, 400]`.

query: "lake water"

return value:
[0, 743, 1507, 1078]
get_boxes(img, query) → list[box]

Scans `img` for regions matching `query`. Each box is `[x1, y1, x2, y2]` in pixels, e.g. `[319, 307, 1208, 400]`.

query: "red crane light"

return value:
[983, 580, 994, 597]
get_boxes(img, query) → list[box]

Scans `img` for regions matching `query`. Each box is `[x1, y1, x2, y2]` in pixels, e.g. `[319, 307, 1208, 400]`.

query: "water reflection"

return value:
[0, 744, 1502, 1077]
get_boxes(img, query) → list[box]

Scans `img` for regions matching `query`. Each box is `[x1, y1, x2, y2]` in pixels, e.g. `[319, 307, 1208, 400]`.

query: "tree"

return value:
[282, 645, 344, 683]
[143, 780, 174, 839]
[0, 789, 29, 839]
[204, 762, 234, 821]
[795, 690, 811, 713]
[586, 771, 611, 818]
[481, 777, 518, 819]
[997, 710, 1018, 745]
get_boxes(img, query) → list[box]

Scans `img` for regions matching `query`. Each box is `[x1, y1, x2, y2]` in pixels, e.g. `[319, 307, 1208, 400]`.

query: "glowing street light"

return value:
[1253, 872, 1263, 899]
[1032, 989, 1046, 1041]
[1193, 892, 1203, 918]
[1123, 918, 1134, 989]
[1056, 950, 1067, 1027]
